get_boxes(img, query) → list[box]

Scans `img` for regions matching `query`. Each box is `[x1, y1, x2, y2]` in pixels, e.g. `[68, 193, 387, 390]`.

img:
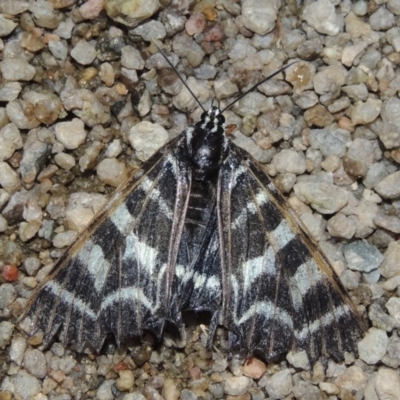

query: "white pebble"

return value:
[55, 118, 87, 150]
[121, 46, 145, 70]
[104, 139, 122, 158]
[0, 321, 14, 348]
[0, 57, 36, 81]
[224, 376, 251, 396]
[9, 335, 27, 366]
[129, 121, 169, 161]
[358, 328, 389, 364]
[23, 349, 47, 378]
[241, 0, 279, 35]
[70, 39, 97, 65]
[96, 158, 128, 187]
[54, 152, 76, 170]
[0, 161, 21, 193]
[53, 230, 78, 248]
[0, 123, 23, 161]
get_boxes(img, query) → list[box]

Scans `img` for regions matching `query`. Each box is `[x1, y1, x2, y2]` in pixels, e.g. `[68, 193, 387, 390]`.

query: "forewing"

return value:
[218, 143, 364, 365]
[25, 135, 191, 351]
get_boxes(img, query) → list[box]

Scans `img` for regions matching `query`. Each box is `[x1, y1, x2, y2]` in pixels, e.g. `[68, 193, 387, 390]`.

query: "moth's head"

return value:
[199, 106, 226, 132]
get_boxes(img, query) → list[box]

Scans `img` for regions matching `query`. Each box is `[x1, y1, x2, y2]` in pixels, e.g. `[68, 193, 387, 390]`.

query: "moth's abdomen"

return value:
[184, 177, 217, 260]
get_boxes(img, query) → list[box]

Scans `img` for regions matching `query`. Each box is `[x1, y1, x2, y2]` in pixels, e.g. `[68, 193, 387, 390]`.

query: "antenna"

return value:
[221, 62, 296, 112]
[153, 40, 206, 112]
[153, 39, 296, 114]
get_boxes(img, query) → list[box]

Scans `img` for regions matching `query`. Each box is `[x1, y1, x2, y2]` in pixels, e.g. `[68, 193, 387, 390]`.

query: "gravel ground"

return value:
[1, 0, 400, 399]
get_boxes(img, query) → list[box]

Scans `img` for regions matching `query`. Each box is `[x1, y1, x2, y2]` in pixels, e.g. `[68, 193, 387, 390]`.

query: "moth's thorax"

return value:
[186, 106, 228, 178]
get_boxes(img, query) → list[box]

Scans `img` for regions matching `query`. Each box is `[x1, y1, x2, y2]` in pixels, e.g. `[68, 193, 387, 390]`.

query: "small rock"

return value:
[243, 357, 267, 379]
[105, 0, 159, 28]
[265, 369, 293, 400]
[53, 230, 78, 248]
[334, 366, 368, 400]
[0, 161, 21, 193]
[224, 376, 251, 396]
[369, 7, 395, 31]
[309, 128, 350, 158]
[0, 321, 14, 348]
[375, 171, 400, 199]
[304, 104, 334, 127]
[70, 39, 97, 65]
[273, 149, 306, 174]
[242, 0, 279, 35]
[327, 213, 356, 239]
[96, 158, 128, 187]
[129, 121, 169, 161]
[20, 140, 50, 186]
[351, 99, 382, 125]
[374, 367, 400, 400]
[286, 350, 310, 370]
[303, 0, 343, 36]
[374, 213, 400, 234]
[96, 379, 115, 400]
[185, 11, 206, 35]
[294, 182, 348, 214]
[121, 46, 145, 70]
[54, 152, 76, 170]
[162, 378, 180, 400]
[0, 57, 36, 81]
[343, 240, 383, 273]
[65, 192, 107, 233]
[130, 20, 166, 41]
[11, 371, 41, 400]
[9, 335, 27, 366]
[55, 118, 87, 150]
[0, 14, 17, 36]
[0, 123, 23, 162]
[79, 0, 105, 19]
[380, 97, 400, 149]
[386, 297, 400, 325]
[23, 349, 47, 378]
[116, 370, 135, 391]
[358, 328, 389, 364]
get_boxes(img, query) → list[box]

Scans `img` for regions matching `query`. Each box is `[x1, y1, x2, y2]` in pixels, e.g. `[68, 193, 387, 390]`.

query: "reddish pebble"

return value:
[203, 23, 224, 42]
[113, 361, 129, 373]
[2, 265, 19, 281]
[243, 357, 268, 379]
[185, 11, 206, 36]
[189, 366, 201, 380]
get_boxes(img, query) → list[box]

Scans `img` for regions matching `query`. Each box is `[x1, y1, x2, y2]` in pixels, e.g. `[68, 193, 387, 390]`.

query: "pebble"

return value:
[386, 297, 400, 325]
[96, 158, 128, 187]
[303, 0, 343, 36]
[79, 0, 105, 19]
[304, 104, 334, 127]
[6, 100, 41, 130]
[96, 379, 115, 400]
[374, 171, 400, 199]
[343, 240, 383, 273]
[122, 393, 147, 400]
[309, 128, 350, 158]
[105, 0, 160, 28]
[121, 46, 145, 70]
[286, 350, 310, 370]
[65, 192, 107, 233]
[351, 99, 382, 125]
[313, 65, 347, 95]
[342, 84, 369, 102]
[358, 328, 389, 364]
[334, 366, 368, 400]
[369, 303, 397, 332]
[0, 321, 14, 348]
[374, 213, 400, 234]
[20, 140, 50, 187]
[9, 335, 27, 366]
[0, 123, 22, 161]
[342, 41, 368, 67]
[293, 182, 348, 214]
[243, 357, 267, 379]
[54, 152, 76, 170]
[273, 149, 306, 175]
[130, 20, 166, 41]
[79, 141, 104, 172]
[116, 370, 135, 391]
[54, 118, 87, 150]
[70, 39, 97, 65]
[0, 282, 16, 308]
[374, 368, 400, 400]
[52, 230, 78, 248]
[48, 39, 68, 61]
[23, 348, 47, 378]
[241, 0, 278, 35]
[369, 7, 395, 31]
[162, 378, 180, 400]
[0, 14, 17, 36]
[0, 161, 21, 193]
[224, 376, 251, 396]
[264, 369, 293, 399]
[0, 57, 36, 81]
[327, 213, 356, 239]
[9, 371, 41, 400]
[129, 121, 169, 162]
[380, 97, 400, 149]
[185, 11, 206, 36]
[0, 82, 22, 102]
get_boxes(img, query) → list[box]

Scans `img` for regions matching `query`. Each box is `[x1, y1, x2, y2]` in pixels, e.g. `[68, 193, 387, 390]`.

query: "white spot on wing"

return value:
[46, 281, 96, 319]
[79, 241, 111, 292]
[110, 202, 135, 235]
[271, 220, 296, 249]
[291, 260, 324, 296]
[141, 177, 173, 219]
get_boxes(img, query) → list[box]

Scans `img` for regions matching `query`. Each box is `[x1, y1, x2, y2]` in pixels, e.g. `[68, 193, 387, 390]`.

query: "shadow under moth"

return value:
[24, 48, 365, 368]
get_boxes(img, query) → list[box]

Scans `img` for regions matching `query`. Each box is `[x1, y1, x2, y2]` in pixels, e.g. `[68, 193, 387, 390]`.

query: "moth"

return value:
[24, 47, 364, 367]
